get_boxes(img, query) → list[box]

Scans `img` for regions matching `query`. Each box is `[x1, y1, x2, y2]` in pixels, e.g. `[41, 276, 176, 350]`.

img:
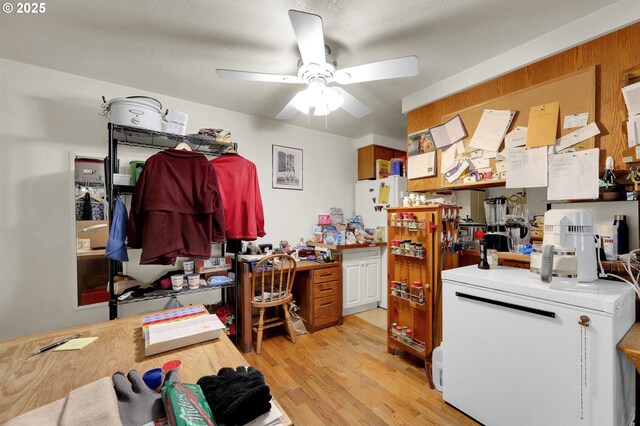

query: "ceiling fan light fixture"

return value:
[313, 101, 330, 116]
[291, 89, 311, 114]
[324, 86, 343, 111]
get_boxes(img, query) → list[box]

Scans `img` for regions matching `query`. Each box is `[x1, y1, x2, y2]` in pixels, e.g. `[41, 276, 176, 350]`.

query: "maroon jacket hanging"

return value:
[210, 154, 265, 240]
[128, 149, 226, 265]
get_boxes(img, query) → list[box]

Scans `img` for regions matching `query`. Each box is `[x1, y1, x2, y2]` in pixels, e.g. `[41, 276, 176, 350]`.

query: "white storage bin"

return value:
[113, 173, 131, 185]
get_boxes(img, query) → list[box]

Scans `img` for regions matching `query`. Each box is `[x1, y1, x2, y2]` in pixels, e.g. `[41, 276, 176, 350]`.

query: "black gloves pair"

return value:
[112, 369, 180, 426]
[197, 366, 272, 425]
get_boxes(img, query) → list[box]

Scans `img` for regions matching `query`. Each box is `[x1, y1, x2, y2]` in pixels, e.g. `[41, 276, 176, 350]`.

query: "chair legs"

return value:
[283, 303, 296, 344]
[255, 307, 265, 355]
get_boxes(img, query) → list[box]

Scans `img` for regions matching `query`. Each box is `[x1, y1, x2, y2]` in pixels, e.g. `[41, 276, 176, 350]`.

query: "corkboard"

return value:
[436, 66, 596, 189]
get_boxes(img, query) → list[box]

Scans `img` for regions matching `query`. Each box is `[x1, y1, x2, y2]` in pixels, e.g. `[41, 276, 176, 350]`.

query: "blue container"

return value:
[142, 368, 163, 390]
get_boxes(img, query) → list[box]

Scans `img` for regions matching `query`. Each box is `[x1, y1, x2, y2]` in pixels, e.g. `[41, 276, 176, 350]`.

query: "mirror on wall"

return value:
[74, 156, 109, 306]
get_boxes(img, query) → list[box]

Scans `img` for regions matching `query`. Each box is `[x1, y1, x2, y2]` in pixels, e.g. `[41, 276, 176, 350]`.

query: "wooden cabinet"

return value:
[386, 206, 459, 387]
[357, 144, 405, 180]
[293, 263, 343, 332]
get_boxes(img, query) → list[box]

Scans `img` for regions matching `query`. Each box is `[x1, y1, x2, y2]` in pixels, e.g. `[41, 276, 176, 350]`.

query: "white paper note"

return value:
[495, 161, 507, 174]
[622, 81, 640, 117]
[628, 115, 640, 148]
[441, 143, 458, 171]
[429, 115, 467, 149]
[407, 152, 436, 179]
[470, 158, 490, 170]
[469, 109, 514, 152]
[504, 126, 528, 148]
[563, 113, 589, 129]
[506, 146, 548, 188]
[547, 148, 599, 201]
[555, 122, 600, 152]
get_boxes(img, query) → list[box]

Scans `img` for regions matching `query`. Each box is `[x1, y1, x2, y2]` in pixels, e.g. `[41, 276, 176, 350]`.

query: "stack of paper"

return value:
[142, 306, 225, 356]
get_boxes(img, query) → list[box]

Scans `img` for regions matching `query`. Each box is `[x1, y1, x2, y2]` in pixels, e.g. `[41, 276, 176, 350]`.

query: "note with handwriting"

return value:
[469, 109, 515, 152]
[554, 122, 600, 152]
[526, 102, 559, 148]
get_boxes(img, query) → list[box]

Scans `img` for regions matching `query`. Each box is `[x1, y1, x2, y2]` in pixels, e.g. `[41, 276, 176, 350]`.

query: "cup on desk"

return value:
[171, 275, 185, 291]
[187, 274, 200, 290]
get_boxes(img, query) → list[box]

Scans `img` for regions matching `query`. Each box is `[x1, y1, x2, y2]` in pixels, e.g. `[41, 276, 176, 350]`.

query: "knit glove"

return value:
[197, 366, 272, 425]
[112, 369, 180, 426]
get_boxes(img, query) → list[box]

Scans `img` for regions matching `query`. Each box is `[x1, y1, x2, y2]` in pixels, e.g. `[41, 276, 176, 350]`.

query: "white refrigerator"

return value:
[355, 175, 407, 309]
[442, 266, 635, 426]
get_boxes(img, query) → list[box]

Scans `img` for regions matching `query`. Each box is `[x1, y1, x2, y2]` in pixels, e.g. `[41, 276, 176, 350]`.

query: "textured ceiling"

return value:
[0, 0, 624, 140]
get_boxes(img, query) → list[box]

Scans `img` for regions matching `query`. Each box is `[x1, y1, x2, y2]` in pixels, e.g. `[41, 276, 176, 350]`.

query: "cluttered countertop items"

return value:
[2, 305, 290, 426]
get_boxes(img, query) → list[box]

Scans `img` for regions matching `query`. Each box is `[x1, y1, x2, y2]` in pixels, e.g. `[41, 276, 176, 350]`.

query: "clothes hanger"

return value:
[75, 191, 104, 204]
[174, 142, 192, 151]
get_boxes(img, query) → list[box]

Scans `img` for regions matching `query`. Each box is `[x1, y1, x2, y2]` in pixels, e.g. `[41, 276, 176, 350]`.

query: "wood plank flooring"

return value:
[242, 315, 479, 425]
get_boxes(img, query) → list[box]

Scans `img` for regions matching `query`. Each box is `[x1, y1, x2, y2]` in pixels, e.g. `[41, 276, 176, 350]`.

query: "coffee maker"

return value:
[483, 197, 509, 252]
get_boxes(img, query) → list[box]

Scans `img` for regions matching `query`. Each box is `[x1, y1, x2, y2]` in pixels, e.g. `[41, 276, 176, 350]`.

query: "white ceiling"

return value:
[0, 0, 628, 140]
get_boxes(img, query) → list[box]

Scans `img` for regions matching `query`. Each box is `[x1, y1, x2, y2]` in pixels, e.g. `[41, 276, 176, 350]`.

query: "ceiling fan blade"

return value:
[216, 69, 303, 84]
[288, 10, 326, 66]
[276, 91, 309, 120]
[332, 87, 371, 118]
[333, 56, 418, 84]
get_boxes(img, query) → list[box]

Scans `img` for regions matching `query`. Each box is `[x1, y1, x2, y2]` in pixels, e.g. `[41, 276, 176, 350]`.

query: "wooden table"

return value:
[237, 255, 342, 353]
[618, 322, 640, 373]
[0, 306, 291, 425]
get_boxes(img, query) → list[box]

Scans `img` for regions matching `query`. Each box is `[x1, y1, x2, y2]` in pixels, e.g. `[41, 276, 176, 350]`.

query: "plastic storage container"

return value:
[432, 345, 443, 392]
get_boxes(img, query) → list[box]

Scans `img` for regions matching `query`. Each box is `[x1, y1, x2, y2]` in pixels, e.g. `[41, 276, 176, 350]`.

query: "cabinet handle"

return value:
[320, 302, 333, 307]
[455, 292, 556, 318]
[319, 288, 331, 292]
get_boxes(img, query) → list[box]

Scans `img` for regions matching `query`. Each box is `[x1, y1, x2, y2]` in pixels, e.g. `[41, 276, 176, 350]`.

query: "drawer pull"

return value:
[319, 288, 331, 292]
[320, 302, 333, 307]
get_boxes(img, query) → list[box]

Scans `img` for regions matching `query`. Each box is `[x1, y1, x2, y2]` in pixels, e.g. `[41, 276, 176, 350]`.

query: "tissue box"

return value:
[323, 230, 345, 246]
[318, 214, 331, 225]
[330, 207, 344, 225]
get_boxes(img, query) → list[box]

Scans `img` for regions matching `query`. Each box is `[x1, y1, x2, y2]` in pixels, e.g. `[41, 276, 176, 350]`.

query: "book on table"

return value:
[143, 306, 226, 356]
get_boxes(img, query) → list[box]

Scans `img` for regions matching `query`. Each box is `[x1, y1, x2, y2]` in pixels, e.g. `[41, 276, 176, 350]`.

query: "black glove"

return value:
[112, 369, 180, 426]
[197, 366, 272, 425]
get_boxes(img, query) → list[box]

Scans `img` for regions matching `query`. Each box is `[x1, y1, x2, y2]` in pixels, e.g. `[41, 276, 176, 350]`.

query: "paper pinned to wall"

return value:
[469, 109, 515, 152]
[563, 112, 589, 129]
[628, 115, 640, 148]
[407, 151, 436, 179]
[429, 115, 467, 149]
[504, 126, 528, 148]
[443, 158, 469, 184]
[526, 102, 559, 148]
[622, 80, 640, 117]
[554, 122, 600, 152]
[506, 146, 548, 188]
[547, 148, 599, 200]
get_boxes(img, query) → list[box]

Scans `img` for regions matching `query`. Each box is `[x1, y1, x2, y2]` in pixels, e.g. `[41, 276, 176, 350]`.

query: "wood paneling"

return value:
[408, 22, 640, 192]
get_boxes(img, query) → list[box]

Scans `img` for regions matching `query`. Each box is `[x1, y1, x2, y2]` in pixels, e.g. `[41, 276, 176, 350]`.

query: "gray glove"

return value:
[112, 369, 179, 426]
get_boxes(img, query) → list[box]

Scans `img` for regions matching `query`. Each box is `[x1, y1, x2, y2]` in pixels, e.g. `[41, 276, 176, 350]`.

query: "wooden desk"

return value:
[0, 306, 291, 425]
[237, 255, 342, 353]
[618, 322, 640, 373]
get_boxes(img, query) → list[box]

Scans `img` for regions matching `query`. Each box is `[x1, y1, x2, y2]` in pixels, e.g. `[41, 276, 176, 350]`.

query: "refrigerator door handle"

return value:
[455, 292, 556, 318]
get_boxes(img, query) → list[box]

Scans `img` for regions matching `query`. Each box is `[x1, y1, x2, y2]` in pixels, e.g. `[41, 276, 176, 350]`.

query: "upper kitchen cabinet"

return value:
[406, 22, 640, 192]
[358, 144, 405, 180]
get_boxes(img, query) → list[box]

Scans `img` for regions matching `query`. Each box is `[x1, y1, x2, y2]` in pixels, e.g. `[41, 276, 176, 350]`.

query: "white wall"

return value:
[353, 134, 406, 151]
[0, 58, 357, 339]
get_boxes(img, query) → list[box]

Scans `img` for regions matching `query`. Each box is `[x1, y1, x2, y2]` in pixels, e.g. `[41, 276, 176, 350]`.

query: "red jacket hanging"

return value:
[128, 149, 226, 265]
[210, 154, 265, 240]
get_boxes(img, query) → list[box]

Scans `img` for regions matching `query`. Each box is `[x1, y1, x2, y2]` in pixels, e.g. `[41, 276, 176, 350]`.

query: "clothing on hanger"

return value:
[128, 148, 225, 265]
[210, 154, 265, 240]
[105, 196, 129, 262]
[75, 192, 105, 221]
[174, 142, 192, 151]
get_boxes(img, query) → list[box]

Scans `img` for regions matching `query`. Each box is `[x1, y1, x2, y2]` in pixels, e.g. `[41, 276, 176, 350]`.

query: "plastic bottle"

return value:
[614, 215, 629, 255]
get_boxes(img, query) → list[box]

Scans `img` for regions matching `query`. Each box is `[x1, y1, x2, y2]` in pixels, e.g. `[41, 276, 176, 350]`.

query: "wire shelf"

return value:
[116, 282, 235, 305]
[111, 124, 236, 155]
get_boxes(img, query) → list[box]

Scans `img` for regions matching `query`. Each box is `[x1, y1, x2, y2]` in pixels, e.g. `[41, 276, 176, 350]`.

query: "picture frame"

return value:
[272, 144, 303, 190]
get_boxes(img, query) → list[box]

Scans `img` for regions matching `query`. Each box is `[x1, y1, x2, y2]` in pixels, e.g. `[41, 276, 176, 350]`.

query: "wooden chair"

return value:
[251, 254, 297, 354]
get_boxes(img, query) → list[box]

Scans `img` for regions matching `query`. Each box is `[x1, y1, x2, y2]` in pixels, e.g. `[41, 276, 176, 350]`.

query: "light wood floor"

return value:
[242, 315, 479, 426]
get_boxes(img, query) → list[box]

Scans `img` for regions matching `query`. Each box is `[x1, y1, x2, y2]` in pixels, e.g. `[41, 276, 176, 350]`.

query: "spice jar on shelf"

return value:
[405, 328, 413, 345]
[396, 325, 402, 339]
[415, 242, 424, 258]
[410, 282, 422, 302]
[391, 322, 398, 337]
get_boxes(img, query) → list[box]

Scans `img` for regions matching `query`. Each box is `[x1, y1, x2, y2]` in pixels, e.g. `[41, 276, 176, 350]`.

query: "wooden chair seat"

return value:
[250, 254, 297, 354]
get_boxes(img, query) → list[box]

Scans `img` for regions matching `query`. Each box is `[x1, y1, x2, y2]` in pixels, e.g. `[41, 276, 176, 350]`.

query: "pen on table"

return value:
[28, 333, 82, 357]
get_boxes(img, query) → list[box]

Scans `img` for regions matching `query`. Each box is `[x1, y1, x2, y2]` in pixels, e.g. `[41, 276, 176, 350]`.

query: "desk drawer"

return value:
[313, 280, 338, 299]
[314, 295, 339, 326]
[313, 267, 339, 283]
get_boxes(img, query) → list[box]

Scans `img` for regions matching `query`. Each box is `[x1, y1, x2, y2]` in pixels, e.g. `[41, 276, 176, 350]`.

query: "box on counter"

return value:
[323, 230, 345, 246]
[162, 382, 216, 426]
[195, 257, 231, 274]
[330, 207, 344, 225]
[318, 213, 331, 225]
[376, 159, 391, 179]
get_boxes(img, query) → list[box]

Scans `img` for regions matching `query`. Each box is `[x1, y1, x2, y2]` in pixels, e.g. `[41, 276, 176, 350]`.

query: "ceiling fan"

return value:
[216, 9, 419, 120]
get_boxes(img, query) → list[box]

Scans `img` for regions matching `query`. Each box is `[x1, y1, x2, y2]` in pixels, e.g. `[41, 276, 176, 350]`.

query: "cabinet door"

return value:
[343, 262, 363, 309]
[357, 145, 375, 180]
[363, 259, 380, 303]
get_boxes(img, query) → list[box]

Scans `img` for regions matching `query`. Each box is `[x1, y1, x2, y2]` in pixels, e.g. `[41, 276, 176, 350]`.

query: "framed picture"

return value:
[272, 145, 303, 190]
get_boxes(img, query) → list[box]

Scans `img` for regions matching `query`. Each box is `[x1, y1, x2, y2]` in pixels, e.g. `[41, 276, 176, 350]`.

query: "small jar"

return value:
[415, 243, 424, 258]
[391, 322, 398, 337]
[487, 249, 499, 268]
[409, 243, 416, 257]
[390, 281, 397, 296]
[401, 325, 408, 340]
[405, 329, 413, 345]
[390, 213, 397, 227]
[410, 282, 422, 302]
[395, 325, 402, 339]
[403, 240, 411, 253]
[402, 213, 409, 227]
